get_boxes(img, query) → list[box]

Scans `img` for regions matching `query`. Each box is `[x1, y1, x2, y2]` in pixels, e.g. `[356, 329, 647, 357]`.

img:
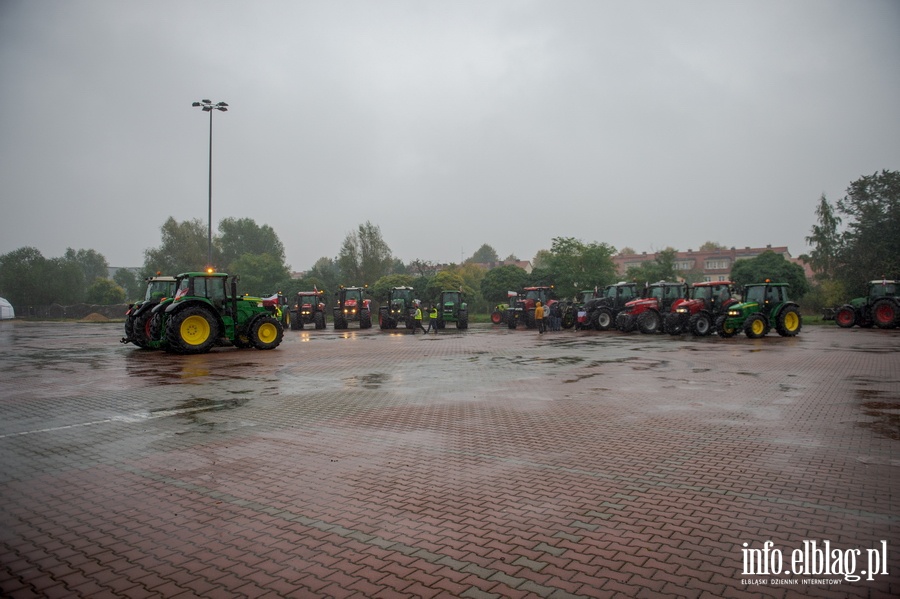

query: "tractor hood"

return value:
[726, 301, 758, 317]
[625, 297, 656, 310]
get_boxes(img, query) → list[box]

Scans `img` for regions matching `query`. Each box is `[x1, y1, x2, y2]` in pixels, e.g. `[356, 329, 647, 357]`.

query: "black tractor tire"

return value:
[290, 312, 301, 331]
[616, 312, 635, 333]
[872, 299, 898, 329]
[689, 312, 713, 336]
[334, 315, 347, 330]
[124, 315, 135, 343]
[379, 309, 389, 330]
[131, 311, 155, 348]
[595, 308, 614, 330]
[834, 306, 856, 328]
[360, 309, 372, 329]
[457, 310, 468, 329]
[665, 312, 685, 336]
[250, 315, 284, 350]
[715, 315, 737, 338]
[508, 313, 517, 329]
[165, 306, 219, 354]
[776, 306, 802, 337]
[314, 312, 326, 329]
[743, 313, 769, 339]
[149, 313, 164, 345]
[525, 309, 536, 329]
[637, 310, 661, 334]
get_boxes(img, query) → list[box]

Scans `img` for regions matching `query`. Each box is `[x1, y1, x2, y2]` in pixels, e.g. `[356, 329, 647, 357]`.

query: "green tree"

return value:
[337, 221, 393, 284]
[698, 241, 727, 252]
[143, 217, 211, 276]
[217, 217, 286, 270]
[729, 250, 810, 296]
[834, 170, 900, 295]
[113, 268, 142, 301]
[541, 237, 618, 299]
[425, 271, 471, 306]
[85, 279, 126, 304]
[64, 248, 109, 285]
[805, 194, 842, 280]
[480, 264, 528, 303]
[625, 247, 678, 285]
[307, 256, 341, 295]
[467, 244, 499, 264]
[229, 253, 291, 296]
[0, 247, 47, 309]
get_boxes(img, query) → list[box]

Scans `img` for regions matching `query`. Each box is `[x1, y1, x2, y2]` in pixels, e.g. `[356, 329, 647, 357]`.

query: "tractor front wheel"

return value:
[665, 312, 684, 336]
[872, 299, 898, 329]
[131, 311, 154, 348]
[595, 308, 613, 330]
[250, 315, 284, 350]
[616, 312, 635, 333]
[744, 314, 769, 339]
[715, 315, 737, 338]
[637, 310, 660, 334]
[834, 306, 856, 328]
[166, 307, 219, 354]
[689, 312, 712, 336]
[776, 306, 802, 336]
[491, 311, 503, 324]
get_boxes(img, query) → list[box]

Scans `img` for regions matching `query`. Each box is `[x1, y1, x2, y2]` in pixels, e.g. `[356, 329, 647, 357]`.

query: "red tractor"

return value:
[665, 281, 737, 336]
[290, 290, 327, 330]
[506, 286, 558, 329]
[615, 281, 687, 334]
[333, 285, 372, 329]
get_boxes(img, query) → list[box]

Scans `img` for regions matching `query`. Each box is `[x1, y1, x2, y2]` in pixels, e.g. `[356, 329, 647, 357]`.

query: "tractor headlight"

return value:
[676, 307, 688, 314]
[727, 309, 741, 317]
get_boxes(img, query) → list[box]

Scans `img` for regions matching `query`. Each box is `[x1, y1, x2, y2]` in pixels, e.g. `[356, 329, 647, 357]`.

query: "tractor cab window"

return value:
[581, 291, 595, 303]
[715, 286, 731, 304]
[664, 285, 682, 301]
[206, 278, 227, 303]
[871, 283, 897, 297]
[764, 286, 782, 305]
[619, 286, 634, 300]
[693, 286, 712, 301]
[745, 286, 766, 304]
[395, 289, 412, 303]
[525, 290, 539, 301]
[345, 289, 361, 303]
[649, 286, 663, 300]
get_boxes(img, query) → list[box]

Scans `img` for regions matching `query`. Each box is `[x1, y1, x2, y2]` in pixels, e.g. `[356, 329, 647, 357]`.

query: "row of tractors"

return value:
[122, 276, 470, 354]
[496, 281, 807, 339]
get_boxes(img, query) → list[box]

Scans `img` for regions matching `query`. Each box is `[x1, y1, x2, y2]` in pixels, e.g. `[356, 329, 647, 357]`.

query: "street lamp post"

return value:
[191, 99, 229, 267]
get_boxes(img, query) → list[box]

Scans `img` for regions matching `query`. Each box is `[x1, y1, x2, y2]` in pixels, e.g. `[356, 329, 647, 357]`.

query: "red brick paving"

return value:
[0, 321, 898, 597]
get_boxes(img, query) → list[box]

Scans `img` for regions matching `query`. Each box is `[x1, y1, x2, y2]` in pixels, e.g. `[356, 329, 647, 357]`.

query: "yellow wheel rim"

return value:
[258, 322, 278, 344]
[784, 312, 799, 331]
[180, 315, 211, 345]
[751, 319, 765, 335]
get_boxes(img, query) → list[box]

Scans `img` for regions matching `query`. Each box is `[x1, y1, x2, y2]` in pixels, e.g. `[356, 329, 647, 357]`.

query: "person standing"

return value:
[412, 303, 426, 334]
[535, 301, 545, 334]
[426, 305, 439, 334]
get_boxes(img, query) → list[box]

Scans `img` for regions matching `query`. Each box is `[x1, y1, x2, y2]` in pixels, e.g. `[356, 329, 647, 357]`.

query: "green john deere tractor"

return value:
[379, 286, 416, 330]
[715, 281, 802, 339]
[145, 271, 284, 354]
[437, 290, 468, 329]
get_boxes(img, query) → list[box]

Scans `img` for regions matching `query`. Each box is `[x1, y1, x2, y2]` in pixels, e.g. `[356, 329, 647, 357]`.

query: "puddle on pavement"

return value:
[344, 372, 389, 389]
[856, 388, 900, 440]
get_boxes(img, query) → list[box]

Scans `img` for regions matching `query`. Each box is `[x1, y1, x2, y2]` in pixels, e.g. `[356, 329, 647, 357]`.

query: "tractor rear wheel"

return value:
[457, 310, 468, 329]
[744, 314, 769, 339]
[508, 313, 517, 329]
[872, 299, 898, 329]
[290, 312, 301, 330]
[715, 315, 737, 338]
[834, 306, 856, 328]
[689, 312, 712, 336]
[360, 309, 372, 329]
[776, 306, 802, 336]
[637, 310, 660, 334]
[166, 307, 218, 354]
[131, 311, 154, 348]
[595, 308, 613, 330]
[314, 312, 326, 329]
[250, 315, 283, 350]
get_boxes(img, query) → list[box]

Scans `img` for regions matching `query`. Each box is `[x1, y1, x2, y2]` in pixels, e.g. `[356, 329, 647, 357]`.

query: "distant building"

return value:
[612, 245, 812, 282]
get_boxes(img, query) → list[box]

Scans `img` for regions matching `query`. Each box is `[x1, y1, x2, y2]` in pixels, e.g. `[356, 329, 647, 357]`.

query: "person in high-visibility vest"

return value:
[426, 305, 439, 334]
[411, 303, 426, 334]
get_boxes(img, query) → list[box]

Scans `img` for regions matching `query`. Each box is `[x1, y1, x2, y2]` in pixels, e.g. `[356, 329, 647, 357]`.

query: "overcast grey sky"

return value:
[1, 1, 898, 271]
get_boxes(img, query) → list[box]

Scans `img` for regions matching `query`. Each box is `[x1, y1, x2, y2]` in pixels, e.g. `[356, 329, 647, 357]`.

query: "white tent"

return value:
[0, 297, 14, 320]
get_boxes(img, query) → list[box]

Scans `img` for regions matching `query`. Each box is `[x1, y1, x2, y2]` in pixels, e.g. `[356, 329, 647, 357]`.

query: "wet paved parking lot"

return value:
[0, 321, 898, 598]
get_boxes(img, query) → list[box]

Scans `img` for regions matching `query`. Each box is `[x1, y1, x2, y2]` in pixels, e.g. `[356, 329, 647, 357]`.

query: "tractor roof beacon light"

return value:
[192, 99, 229, 268]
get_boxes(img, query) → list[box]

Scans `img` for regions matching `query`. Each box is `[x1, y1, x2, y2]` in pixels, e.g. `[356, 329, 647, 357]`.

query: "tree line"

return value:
[1, 169, 896, 315]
